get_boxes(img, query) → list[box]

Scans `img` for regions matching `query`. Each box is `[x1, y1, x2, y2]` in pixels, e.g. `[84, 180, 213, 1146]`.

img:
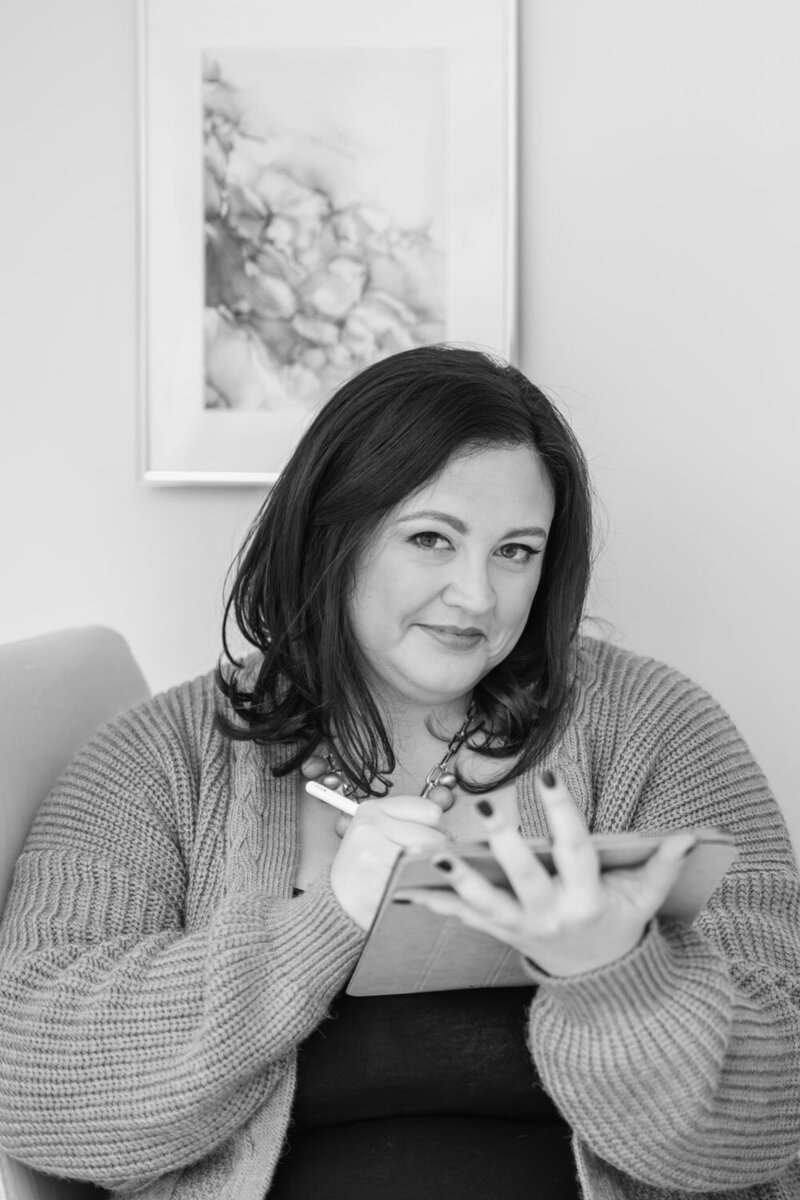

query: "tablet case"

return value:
[346, 827, 737, 996]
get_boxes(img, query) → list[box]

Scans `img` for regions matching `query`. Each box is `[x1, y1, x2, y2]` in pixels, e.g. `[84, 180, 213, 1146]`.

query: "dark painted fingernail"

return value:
[476, 798, 494, 818]
[432, 856, 454, 873]
[392, 897, 412, 904]
[541, 769, 556, 788]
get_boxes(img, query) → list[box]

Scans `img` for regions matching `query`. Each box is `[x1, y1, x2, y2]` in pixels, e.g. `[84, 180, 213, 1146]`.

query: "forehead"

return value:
[401, 443, 554, 512]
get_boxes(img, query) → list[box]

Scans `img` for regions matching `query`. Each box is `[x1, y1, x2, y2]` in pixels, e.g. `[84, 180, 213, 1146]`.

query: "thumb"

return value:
[335, 813, 352, 838]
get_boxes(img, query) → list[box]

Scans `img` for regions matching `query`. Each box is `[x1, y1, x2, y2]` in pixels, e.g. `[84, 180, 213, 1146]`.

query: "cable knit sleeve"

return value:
[0, 677, 365, 1190]
[526, 647, 800, 1192]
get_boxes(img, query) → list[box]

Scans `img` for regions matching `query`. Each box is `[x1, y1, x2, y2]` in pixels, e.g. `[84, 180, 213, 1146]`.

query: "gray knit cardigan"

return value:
[0, 637, 799, 1199]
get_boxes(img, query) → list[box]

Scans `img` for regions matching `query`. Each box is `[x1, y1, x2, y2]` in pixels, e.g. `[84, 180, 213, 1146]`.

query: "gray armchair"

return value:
[0, 627, 150, 1200]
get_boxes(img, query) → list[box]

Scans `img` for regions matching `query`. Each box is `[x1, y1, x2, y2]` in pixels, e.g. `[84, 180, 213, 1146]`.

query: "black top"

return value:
[267, 985, 579, 1199]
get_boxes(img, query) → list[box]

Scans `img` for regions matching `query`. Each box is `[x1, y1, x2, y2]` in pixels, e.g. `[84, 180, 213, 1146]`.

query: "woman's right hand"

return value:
[329, 796, 451, 929]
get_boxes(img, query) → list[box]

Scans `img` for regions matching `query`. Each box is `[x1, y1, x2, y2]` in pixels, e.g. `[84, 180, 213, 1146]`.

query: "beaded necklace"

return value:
[300, 714, 471, 810]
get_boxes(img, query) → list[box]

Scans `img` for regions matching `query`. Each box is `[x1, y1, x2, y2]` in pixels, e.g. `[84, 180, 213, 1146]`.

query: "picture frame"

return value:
[137, 0, 518, 485]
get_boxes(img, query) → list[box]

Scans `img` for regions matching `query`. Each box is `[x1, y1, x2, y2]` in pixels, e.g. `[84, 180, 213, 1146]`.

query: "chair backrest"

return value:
[0, 627, 150, 1200]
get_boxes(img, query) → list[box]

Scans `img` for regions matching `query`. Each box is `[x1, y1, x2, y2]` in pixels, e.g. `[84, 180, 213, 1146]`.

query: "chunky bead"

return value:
[428, 785, 457, 813]
[301, 756, 328, 779]
[322, 773, 344, 790]
[438, 772, 458, 790]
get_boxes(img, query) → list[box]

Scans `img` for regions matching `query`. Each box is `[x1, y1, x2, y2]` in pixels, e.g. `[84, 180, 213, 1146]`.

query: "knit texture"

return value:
[0, 637, 799, 1199]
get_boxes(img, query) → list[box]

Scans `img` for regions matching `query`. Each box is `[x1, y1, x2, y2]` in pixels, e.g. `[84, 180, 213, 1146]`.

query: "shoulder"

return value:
[114, 649, 265, 743]
[22, 667, 230, 870]
[70, 664, 234, 801]
[576, 634, 712, 705]
[114, 665, 222, 753]
[572, 634, 737, 744]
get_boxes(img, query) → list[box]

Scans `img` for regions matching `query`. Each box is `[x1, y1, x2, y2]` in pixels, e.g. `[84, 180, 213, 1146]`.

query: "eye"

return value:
[409, 530, 452, 552]
[496, 543, 541, 564]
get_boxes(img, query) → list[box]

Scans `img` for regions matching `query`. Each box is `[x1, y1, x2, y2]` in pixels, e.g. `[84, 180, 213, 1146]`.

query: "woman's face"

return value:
[349, 443, 555, 714]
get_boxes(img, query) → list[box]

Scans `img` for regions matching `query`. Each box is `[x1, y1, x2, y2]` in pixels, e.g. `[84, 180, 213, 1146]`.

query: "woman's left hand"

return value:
[395, 771, 695, 978]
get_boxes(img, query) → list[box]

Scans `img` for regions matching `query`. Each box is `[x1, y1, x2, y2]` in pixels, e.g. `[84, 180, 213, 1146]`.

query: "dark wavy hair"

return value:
[216, 344, 594, 794]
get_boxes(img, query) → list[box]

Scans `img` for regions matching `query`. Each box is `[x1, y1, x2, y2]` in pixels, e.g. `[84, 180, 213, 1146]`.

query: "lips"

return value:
[419, 624, 485, 650]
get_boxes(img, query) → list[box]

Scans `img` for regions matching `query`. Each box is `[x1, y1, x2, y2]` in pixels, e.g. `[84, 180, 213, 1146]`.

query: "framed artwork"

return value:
[138, 0, 518, 485]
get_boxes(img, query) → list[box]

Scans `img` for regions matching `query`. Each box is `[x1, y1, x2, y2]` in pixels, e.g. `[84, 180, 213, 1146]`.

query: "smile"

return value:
[419, 625, 485, 651]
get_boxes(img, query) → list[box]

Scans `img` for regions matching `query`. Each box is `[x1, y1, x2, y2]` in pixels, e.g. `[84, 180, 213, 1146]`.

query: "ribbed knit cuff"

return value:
[202, 874, 370, 1068]
[289, 872, 368, 989]
[522, 919, 705, 1021]
[246, 872, 368, 1008]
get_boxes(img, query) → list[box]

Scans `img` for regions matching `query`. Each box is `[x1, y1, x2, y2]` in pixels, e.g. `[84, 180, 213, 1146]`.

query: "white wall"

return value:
[0, 0, 262, 689]
[1, 1, 798, 847]
[520, 1, 800, 849]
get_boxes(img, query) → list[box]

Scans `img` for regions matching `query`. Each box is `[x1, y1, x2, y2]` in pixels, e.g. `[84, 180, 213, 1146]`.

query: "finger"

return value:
[348, 810, 451, 851]
[334, 814, 351, 838]
[392, 887, 466, 914]
[472, 798, 554, 906]
[538, 771, 600, 893]
[363, 795, 446, 827]
[426, 852, 521, 925]
[392, 887, 491, 925]
[392, 887, 515, 940]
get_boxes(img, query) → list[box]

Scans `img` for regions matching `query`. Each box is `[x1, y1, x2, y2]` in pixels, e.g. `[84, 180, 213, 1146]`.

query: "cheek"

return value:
[370, 560, 428, 614]
[351, 569, 409, 648]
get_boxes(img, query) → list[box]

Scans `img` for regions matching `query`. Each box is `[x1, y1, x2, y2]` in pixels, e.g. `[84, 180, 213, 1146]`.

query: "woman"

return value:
[0, 345, 798, 1199]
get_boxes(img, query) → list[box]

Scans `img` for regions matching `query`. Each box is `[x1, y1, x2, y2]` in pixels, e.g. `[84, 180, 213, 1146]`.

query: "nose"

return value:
[441, 555, 495, 615]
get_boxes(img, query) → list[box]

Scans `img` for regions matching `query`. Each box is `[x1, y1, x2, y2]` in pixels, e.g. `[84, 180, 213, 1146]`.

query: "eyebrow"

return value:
[394, 509, 549, 540]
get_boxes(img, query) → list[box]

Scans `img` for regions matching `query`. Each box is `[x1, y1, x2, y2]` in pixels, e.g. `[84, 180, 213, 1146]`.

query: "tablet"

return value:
[346, 826, 737, 996]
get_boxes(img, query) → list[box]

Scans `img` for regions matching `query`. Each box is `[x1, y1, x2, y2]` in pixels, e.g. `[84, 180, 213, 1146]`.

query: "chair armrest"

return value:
[0, 1153, 105, 1200]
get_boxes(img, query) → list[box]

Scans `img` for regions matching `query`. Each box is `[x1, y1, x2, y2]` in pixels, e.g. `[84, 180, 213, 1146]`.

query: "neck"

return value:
[374, 696, 472, 798]
[325, 693, 472, 799]
[371, 690, 472, 746]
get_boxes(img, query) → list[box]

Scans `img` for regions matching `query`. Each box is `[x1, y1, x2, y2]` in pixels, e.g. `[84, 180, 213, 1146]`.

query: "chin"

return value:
[411, 669, 488, 706]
